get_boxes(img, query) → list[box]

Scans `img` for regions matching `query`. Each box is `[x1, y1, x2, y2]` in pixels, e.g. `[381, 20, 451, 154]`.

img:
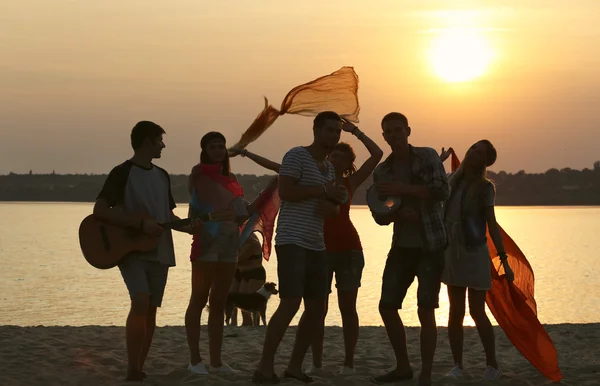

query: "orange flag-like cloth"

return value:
[230, 66, 360, 150]
[239, 176, 280, 261]
[449, 151, 563, 382]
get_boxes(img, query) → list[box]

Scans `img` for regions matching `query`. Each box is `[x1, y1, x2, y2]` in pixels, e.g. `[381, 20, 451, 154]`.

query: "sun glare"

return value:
[428, 28, 494, 83]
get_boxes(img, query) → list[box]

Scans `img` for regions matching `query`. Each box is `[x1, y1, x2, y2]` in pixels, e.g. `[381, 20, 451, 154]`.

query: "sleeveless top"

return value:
[323, 178, 362, 252]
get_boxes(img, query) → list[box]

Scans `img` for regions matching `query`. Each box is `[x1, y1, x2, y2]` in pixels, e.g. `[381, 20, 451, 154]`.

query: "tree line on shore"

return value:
[1, 162, 599, 206]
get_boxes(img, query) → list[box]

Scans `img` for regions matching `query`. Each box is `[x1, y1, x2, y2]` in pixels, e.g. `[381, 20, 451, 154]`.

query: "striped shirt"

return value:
[275, 147, 335, 251]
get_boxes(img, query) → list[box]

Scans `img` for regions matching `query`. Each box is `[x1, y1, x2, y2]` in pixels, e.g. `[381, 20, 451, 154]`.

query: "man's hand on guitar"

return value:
[141, 219, 163, 237]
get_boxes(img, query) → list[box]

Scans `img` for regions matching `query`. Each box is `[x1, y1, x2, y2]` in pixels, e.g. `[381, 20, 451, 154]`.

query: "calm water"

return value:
[1, 203, 598, 327]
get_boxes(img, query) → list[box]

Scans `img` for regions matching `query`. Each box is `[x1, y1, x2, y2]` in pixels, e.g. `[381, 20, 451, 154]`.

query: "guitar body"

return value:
[79, 213, 161, 269]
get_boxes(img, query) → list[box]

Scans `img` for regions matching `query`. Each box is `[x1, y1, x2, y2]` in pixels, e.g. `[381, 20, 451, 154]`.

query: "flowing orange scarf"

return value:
[239, 176, 280, 261]
[229, 66, 360, 151]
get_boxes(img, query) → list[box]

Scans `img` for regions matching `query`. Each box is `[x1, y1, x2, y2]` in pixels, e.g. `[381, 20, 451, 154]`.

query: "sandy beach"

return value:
[0, 323, 596, 386]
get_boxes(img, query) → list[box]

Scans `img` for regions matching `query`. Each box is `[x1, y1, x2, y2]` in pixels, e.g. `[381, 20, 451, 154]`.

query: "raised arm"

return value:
[230, 148, 281, 173]
[343, 120, 384, 194]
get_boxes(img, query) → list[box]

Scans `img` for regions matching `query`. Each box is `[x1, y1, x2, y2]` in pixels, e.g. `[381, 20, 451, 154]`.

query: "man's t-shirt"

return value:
[97, 161, 177, 266]
[275, 147, 336, 251]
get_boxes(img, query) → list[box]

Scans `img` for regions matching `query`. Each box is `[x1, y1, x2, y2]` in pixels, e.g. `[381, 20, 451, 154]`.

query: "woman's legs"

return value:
[308, 297, 328, 368]
[468, 289, 498, 368]
[185, 261, 216, 365]
[207, 262, 238, 367]
[228, 276, 241, 326]
[338, 289, 359, 368]
[447, 285, 467, 367]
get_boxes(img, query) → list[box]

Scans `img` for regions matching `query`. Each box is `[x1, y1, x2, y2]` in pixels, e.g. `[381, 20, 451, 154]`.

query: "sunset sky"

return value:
[2, 1, 599, 175]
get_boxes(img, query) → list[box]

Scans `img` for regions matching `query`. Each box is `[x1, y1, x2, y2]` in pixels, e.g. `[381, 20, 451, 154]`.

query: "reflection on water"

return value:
[0, 203, 598, 327]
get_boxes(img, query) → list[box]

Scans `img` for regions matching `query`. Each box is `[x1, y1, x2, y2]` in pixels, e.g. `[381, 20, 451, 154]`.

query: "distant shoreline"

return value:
[1, 168, 599, 206]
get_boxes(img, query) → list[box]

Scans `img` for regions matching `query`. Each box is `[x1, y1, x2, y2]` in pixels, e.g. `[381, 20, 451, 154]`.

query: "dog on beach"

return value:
[225, 282, 278, 326]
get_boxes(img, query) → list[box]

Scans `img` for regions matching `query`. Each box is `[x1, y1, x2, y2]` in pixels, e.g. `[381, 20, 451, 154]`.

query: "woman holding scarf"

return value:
[440, 140, 515, 381]
[185, 132, 251, 375]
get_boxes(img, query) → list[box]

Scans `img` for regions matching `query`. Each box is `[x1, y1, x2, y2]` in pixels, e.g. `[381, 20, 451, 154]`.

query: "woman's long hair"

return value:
[448, 140, 497, 206]
[200, 131, 231, 176]
[333, 142, 357, 178]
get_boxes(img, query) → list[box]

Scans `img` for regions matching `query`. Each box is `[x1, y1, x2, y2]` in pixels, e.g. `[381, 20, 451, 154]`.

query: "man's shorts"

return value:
[275, 244, 328, 299]
[118, 256, 170, 307]
[379, 247, 444, 310]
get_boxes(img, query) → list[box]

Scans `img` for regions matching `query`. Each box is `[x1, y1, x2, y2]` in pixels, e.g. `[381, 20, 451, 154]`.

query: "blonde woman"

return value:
[441, 140, 515, 381]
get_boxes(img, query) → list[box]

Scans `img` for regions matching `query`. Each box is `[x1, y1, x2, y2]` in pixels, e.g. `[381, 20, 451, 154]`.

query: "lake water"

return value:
[1, 203, 598, 327]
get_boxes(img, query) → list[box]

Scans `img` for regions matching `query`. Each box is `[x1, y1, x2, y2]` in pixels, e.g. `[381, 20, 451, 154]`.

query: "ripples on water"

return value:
[1, 203, 598, 327]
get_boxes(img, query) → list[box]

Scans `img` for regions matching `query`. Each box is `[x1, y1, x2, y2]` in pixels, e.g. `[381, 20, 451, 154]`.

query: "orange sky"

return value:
[1, 1, 599, 175]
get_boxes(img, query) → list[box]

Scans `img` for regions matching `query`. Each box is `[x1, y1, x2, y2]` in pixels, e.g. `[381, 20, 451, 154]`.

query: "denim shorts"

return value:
[327, 250, 365, 294]
[275, 244, 328, 299]
[379, 247, 444, 310]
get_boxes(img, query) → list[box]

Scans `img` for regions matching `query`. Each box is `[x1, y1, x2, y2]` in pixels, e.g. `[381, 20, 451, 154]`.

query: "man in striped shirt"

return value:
[253, 111, 348, 384]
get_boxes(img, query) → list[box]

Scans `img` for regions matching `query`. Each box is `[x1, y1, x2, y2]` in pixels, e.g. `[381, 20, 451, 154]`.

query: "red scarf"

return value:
[194, 163, 244, 197]
[189, 163, 244, 262]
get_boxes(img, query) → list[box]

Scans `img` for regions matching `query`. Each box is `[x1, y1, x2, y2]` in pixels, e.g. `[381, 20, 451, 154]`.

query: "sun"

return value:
[428, 28, 494, 83]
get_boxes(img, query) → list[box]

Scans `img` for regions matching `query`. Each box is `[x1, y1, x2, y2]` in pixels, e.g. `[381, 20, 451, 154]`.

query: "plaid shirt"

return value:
[372, 145, 450, 252]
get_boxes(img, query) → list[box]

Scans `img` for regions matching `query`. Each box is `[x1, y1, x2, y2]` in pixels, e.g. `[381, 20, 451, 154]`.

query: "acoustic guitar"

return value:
[79, 212, 212, 270]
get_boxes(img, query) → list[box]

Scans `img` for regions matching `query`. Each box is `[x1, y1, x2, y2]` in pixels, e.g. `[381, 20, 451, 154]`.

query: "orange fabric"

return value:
[449, 150, 563, 382]
[230, 66, 360, 151]
[240, 176, 280, 261]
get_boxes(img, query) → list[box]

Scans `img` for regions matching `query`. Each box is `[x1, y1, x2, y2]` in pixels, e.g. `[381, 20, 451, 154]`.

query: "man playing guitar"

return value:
[93, 121, 204, 382]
